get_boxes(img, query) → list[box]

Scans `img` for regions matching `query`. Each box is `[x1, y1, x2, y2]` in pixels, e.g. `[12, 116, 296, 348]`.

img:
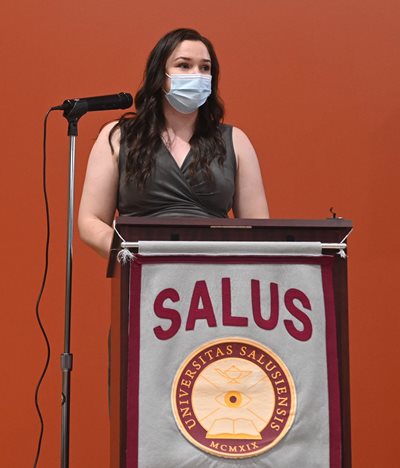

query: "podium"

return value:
[107, 217, 352, 468]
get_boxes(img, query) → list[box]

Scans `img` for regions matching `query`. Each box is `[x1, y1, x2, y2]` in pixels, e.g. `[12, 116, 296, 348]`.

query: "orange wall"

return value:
[1, 1, 399, 466]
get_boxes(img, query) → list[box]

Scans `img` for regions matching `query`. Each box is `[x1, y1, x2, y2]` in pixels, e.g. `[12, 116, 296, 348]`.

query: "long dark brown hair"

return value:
[110, 28, 226, 188]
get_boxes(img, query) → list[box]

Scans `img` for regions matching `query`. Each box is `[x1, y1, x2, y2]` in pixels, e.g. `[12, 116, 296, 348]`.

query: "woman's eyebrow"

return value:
[174, 56, 211, 62]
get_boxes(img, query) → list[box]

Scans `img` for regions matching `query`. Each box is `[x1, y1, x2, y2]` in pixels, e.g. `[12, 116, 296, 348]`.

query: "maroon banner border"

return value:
[321, 261, 342, 467]
[126, 261, 142, 468]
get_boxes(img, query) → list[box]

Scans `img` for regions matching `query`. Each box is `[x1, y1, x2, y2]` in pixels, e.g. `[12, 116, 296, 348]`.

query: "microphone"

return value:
[53, 92, 133, 114]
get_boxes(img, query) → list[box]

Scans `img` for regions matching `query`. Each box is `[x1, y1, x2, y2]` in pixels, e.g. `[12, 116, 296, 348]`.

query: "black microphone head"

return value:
[118, 92, 133, 109]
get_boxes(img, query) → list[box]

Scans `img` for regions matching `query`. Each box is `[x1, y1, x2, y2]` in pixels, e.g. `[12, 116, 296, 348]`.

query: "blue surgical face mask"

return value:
[164, 73, 212, 114]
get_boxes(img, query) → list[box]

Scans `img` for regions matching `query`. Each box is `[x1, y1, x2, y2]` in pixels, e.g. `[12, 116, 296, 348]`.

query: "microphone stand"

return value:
[56, 94, 132, 467]
[60, 102, 88, 468]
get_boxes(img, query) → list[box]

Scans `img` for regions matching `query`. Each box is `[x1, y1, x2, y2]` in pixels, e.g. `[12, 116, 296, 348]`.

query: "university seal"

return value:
[171, 337, 296, 459]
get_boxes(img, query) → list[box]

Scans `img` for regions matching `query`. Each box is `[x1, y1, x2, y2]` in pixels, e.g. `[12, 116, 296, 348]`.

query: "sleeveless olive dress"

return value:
[117, 124, 236, 218]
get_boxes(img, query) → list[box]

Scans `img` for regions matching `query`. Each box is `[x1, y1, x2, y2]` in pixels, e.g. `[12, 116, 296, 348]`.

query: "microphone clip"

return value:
[61, 101, 87, 136]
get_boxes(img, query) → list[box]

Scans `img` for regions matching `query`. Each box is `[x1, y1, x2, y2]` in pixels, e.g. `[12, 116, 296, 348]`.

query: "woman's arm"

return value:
[78, 122, 120, 257]
[232, 127, 269, 218]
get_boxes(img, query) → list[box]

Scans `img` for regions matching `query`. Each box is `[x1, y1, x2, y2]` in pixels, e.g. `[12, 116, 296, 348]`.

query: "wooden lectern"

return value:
[107, 217, 352, 468]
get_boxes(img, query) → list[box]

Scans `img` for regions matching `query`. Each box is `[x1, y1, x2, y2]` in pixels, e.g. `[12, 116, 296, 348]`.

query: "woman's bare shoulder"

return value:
[231, 126, 258, 162]
[98, 120, 120, 144]
[89, 120, 121, 162]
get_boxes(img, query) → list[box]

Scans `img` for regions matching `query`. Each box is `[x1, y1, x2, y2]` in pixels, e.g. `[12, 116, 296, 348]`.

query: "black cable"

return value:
[33, 108, 54, 468]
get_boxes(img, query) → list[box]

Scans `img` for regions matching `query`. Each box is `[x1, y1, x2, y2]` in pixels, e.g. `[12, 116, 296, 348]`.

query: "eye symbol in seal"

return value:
[171, 337, 297, 459]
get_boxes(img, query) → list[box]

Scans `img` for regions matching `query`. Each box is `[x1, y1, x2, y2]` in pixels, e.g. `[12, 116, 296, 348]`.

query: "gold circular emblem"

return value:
[171, 337, 296, 459]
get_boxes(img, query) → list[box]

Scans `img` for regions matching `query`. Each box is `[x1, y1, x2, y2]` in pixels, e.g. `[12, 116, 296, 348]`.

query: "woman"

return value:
[78, 29, 269, 257]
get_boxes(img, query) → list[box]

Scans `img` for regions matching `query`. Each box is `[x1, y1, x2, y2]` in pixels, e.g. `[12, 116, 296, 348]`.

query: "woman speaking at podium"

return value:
[78, 28, 269, 257]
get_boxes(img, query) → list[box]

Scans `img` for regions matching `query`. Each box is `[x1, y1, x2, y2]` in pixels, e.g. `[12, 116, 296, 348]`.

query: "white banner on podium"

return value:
[126, 244, 341, 468]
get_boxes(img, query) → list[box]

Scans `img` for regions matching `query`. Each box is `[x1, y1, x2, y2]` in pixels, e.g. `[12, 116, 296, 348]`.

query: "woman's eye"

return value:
[177, 63, 190, 69]
[201, 65, 211, 72]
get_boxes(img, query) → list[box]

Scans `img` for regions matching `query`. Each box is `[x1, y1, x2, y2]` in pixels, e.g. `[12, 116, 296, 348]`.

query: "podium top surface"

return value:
[114, 216, 352, 229]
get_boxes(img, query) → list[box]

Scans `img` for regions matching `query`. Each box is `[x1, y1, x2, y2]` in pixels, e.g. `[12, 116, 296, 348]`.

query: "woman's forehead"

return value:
[169, 40, 211, 61]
